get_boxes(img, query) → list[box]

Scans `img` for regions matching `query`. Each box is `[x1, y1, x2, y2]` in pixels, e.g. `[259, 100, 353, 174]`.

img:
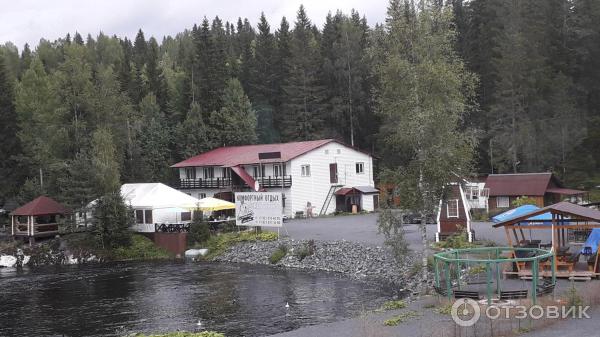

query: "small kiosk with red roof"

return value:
[11, 196, 69, 244]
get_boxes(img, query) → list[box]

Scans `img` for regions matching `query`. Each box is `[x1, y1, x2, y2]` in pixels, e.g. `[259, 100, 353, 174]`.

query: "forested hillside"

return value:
[0, 0, 599, 208]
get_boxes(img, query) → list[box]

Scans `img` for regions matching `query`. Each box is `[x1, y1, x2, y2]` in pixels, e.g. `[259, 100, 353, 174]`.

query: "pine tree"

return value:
[146, 37, 169, 110]
[209, 78, 257, 146]
[251, 13, 279, 142]
[0, 55, 20, 198]
[280, 6, 326, 141]
[272, 17, 292, 133]
[177, 102, 211, 159]
[133, 29, 147, 70]
[136, 94, 172, 182]
[92, 190, 133, 249]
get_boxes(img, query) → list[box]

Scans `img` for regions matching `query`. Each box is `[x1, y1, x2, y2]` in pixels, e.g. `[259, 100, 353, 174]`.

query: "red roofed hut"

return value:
[11, 196, 69, 243]
[485, 173, 586, 212]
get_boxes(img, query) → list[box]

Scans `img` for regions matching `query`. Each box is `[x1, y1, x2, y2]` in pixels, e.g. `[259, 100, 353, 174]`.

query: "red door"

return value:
[329, 163, 338, 183]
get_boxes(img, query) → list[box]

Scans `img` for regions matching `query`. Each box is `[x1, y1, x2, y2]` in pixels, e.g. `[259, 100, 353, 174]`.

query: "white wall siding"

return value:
[362, 194, 375, 212]
[290, 142, 375, 216]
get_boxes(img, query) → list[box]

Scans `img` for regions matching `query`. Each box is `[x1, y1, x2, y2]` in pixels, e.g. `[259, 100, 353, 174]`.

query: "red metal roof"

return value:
[485, 173, 554, 197]
[546, 187, 585, 195]
[171, 139, 336, 168]
[11, 196, 69, 216]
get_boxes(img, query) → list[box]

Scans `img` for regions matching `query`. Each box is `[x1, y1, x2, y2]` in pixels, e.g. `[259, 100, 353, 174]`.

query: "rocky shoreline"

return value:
[212, 239, 422, 294]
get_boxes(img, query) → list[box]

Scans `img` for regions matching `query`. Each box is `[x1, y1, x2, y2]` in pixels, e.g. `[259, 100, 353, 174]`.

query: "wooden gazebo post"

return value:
[551, 213, 557, 274]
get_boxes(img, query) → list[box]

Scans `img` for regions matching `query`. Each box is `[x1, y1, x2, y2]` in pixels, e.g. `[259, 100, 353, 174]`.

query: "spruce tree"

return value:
[209, 78, 257, 146]
[280, 6, 326, 141]
[0, 55, 20, 198]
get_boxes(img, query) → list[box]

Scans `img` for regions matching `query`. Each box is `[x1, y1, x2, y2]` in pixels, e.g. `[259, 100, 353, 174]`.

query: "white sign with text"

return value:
[235, 192, 283, 227]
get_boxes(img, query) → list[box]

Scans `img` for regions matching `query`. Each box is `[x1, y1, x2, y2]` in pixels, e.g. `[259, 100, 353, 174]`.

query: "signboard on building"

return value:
[235, 192, 283, 227]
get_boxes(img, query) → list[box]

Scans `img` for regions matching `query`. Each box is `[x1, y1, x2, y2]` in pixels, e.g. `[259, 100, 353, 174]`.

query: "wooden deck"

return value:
[504, 262, 599, 279]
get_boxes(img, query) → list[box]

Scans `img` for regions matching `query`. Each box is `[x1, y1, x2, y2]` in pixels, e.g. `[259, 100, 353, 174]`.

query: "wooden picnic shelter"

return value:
[11, 196, 69, 244]
[493, 201, 600, 280]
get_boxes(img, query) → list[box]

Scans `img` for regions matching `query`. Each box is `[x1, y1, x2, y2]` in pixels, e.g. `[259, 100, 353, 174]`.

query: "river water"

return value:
[0, 261, 393, 337]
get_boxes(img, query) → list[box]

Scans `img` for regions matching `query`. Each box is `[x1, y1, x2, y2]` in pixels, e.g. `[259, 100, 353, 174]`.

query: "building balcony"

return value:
[178, 175, 292, 190]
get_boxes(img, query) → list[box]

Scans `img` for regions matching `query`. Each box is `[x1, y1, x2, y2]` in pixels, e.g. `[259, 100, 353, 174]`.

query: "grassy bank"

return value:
[111, 234, 171, 260]
[200, 230, 278, 259]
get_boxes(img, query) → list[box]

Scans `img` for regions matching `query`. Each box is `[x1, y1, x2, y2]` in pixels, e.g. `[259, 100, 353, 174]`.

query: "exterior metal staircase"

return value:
[319, 185, 342, 216]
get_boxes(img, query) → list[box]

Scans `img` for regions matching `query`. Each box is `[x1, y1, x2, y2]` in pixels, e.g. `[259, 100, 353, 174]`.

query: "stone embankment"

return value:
[213, 239, 421, 293]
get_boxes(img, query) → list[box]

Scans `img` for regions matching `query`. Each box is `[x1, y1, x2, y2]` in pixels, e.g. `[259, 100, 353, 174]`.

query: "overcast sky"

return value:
[0, 0, 389, 50]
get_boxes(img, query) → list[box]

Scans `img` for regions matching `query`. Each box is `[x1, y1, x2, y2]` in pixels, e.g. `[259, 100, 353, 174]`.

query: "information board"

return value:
[235, 192, 283, 227]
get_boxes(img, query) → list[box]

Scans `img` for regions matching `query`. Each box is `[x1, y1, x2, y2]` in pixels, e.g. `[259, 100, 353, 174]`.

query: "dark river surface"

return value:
[0, 261, 394, 337]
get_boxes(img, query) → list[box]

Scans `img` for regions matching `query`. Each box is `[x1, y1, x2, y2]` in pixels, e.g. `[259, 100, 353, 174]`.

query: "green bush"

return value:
[383, 311, 418, 326]
[381, 300, 407, 310]
[269, 244, 288, 264]
[112, 234, 172, 260]
[433, 232, 475, 249]
[129, 332, 225, 337]
[295, 239, 316, 261]
[188, 221, 211, 245]
[204, 230, 278, 259]
[512, 196, 538, 207]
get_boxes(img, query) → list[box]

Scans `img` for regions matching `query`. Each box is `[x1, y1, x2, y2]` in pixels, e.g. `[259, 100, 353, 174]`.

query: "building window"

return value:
[222, 168, 231, 179]
[447, 199, 459, 218]
[301, 165, 311, 177]
[135, 210, 144, 224]
[497, 196, 510, 208]
[325, 149, 329, 154]
[356, 162, 364, 174]
[181, 212, 192, 221]
[144, 210, 153, 224]
[185, 167, 196, 180]
[203, 167, 214, 179]
[274, 164, 282, 177]
[199, 193, 206, 199]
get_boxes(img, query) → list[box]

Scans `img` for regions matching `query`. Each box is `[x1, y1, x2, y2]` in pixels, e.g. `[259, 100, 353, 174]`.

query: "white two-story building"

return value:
[171, 139, 378, 217]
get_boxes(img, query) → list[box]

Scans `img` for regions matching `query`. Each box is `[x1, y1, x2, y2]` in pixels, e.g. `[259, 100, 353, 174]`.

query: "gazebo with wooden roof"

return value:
[11, 196, 69, 243]
[493, 201, 600, 279]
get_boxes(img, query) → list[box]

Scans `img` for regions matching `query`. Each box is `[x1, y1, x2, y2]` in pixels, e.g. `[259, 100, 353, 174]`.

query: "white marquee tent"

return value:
[121, 183, 201, 232]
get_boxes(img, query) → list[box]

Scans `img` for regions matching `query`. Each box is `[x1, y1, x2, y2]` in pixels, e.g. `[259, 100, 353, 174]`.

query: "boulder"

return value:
[0, 255, 17, 268]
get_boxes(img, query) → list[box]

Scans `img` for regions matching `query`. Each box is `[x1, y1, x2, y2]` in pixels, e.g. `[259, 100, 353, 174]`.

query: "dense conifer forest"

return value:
[1, 0, 599, 208]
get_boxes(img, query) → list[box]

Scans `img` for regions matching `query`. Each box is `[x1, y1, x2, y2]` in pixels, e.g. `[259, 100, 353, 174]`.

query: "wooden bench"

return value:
[453, 290, 481, 300]
[499, 290, 528, 300]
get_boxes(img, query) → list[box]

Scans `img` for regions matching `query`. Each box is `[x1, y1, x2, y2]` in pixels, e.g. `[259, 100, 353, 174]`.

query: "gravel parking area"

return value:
[272, 213, 533, 250]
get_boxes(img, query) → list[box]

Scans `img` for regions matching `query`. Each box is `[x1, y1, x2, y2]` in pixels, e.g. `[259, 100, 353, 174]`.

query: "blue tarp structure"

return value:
[491, 204, 553, 223]
[581, 228, 600, 254]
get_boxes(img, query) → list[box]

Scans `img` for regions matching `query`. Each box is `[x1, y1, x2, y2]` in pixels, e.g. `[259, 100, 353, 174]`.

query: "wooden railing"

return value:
[179, 175, 292, 189]
[256, 176, 292, 188]
[179, 178, 233, 189]
[155, 223, 190, 233]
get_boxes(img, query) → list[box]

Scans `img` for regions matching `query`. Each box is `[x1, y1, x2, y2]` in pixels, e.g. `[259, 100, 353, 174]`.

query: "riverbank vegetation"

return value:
[201, 231, 278, 260]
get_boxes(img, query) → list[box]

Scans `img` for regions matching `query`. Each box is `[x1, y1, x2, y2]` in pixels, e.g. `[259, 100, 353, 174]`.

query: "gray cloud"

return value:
[0, 0, 388, 49]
